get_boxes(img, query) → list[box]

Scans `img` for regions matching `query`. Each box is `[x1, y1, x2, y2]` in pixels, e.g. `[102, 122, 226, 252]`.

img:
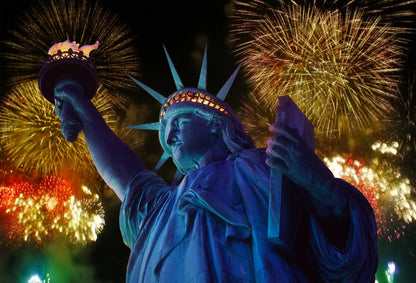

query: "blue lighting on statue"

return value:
[51, 46, 378, 282]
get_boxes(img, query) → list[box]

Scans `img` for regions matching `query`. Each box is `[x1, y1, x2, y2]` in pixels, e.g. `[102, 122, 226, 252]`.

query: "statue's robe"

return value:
[120, 148, 378, 282]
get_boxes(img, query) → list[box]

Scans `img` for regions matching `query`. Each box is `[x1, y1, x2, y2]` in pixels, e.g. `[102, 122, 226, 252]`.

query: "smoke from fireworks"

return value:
[1, 0, 139, 94]
[230, 2, 408, 138]
[382, 71, 416, 183]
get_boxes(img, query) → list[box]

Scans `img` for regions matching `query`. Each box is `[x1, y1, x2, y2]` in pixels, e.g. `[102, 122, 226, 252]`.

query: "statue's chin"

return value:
[61, 119, 82, 142]
[172, 156, 199, 174]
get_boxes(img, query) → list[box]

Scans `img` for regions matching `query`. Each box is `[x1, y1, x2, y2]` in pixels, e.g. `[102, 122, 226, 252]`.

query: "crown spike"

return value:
[128, 75, 166, 104]
[125, 122, 160, 130]
[216, 64, 241, 101]
[163, 45, 184, 90]
[197, 46, 208, 90]
[154, 151, 170, 171]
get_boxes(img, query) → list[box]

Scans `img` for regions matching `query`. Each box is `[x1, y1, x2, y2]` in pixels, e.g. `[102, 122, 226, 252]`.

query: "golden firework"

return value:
[231, 2, 408, 138]
[56, 195, 105, 244]
[2, 0, 139, 95]
[0, 81, 119, 179]
[3, 180, 105, 245]
[324, 141, 416, 240]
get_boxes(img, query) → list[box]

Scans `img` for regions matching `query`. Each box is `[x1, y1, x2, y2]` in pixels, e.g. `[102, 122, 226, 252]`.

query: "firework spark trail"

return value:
[237, 95, 276, 148]
[0, 81, 120, 180]
[56, 195, 105, 244]
[39, 175, 74, 217]
[231, 0, 416, 240]
[231, 3, 407, 138]
[0, 180, 40, 243]
[324, 142, 416, 240]
[0, 175, 105, 245]
[0, 181, 36, 243]
[1, 0, 139, 94]
[231, 1, 416, 32]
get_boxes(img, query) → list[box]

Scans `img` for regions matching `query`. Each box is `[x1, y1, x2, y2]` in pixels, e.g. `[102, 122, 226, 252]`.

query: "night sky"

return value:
[1, 0, 416, 282]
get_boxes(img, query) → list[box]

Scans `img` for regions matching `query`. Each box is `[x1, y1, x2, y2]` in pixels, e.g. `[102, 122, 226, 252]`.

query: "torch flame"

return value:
[48, 39, 99, 57]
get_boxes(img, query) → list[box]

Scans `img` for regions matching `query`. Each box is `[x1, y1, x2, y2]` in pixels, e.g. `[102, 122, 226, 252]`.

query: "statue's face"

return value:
[165, 113, 216, 173]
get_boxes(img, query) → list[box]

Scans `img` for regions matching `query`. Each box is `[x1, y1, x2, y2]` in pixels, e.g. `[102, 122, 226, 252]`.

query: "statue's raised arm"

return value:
[39, 40, 145, 200]
[54, 79, 145, 200]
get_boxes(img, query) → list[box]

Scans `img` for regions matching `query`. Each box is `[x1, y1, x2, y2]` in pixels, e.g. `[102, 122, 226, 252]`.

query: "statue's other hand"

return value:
[267, 123, 350, 244]
[266, 122, 339, 206]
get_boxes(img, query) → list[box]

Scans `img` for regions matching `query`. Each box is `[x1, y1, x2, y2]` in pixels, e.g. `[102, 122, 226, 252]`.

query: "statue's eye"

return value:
[172, 120, 179, 130]
[174, 118, 189, 130]
[177, 119, 190, 129]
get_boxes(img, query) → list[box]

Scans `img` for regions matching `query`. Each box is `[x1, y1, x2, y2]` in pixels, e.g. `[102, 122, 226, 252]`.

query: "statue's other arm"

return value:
[266, 123, 378, 280]
[54, 79, 145, 200]
[266, 122, 350, 245]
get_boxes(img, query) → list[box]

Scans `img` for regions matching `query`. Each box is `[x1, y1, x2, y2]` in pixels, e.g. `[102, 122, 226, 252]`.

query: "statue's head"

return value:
[129, 46, 254, 175]
[159, 88, 254, 173]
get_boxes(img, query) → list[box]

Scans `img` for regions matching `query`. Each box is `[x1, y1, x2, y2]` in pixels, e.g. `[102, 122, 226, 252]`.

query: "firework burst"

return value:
[0, 181, 36, 243]
[1, 0, 139, 94]
[230, 2, 408, 138]
[0, 175, 105, 245]
[324, 141, 416, 241]
[231, 1, 416, 36]
[0, 81, 120, 180]
[55, 195, 105, 244]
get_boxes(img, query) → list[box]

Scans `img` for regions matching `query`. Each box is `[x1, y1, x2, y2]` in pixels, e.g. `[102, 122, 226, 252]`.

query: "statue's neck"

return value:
[197, 139, 231, 169]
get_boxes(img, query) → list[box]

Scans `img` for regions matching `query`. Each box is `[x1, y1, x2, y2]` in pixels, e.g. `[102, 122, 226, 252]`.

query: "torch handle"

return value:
[60, 101, 82, 143]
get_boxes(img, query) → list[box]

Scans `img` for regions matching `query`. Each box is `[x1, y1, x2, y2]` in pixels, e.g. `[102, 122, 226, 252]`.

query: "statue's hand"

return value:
[54, 79, 99, 124]
[266, 122, 332, 189]
[266, 122, 346, 216]
[54, 79, 98, 142]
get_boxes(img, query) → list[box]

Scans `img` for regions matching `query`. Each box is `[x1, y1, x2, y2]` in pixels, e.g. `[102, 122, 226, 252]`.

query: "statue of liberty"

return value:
[53, 46, 378, 282]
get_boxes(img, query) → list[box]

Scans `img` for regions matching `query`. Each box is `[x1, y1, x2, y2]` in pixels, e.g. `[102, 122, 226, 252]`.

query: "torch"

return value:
[39, 40, 99, 142]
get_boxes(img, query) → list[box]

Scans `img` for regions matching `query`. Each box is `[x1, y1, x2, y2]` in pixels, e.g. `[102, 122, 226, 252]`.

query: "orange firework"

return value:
[0, 174, 105, 245]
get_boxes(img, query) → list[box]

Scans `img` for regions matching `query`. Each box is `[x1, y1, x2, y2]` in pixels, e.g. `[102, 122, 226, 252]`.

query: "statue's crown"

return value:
[128, 45, 240, 124]
[127, 46, 241, 183]
[160, 88, 233, 119]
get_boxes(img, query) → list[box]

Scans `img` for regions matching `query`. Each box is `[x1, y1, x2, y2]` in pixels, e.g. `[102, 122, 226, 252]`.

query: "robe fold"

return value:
[120, 148, 378, 282]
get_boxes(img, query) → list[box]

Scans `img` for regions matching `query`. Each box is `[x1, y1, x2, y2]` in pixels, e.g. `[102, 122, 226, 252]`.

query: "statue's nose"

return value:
[166, 129, 179, 146]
